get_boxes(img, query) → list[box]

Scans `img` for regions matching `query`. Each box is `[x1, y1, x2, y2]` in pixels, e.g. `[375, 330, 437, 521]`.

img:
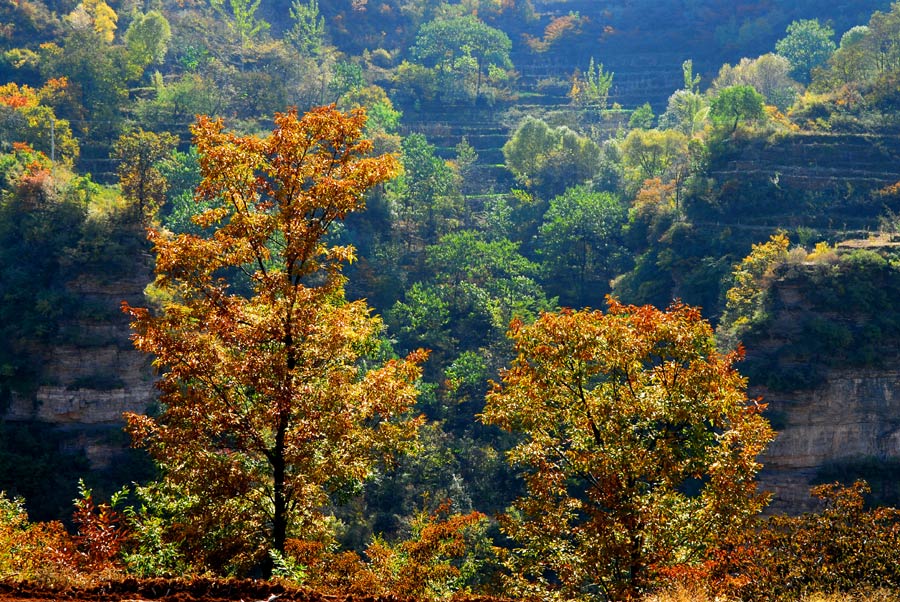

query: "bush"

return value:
[710, 481, 900, 600]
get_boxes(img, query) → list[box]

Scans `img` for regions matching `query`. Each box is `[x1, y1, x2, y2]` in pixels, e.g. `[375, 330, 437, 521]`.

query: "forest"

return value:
[5, 0, 900, 599]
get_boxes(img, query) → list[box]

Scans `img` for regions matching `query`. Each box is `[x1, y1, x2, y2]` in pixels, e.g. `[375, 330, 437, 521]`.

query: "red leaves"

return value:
[71, 490, 127, 572]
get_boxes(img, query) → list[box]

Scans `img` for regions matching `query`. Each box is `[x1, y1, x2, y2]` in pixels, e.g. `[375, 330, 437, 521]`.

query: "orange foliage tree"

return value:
[481, 299, 773, 600]
[124, 106, 425, 575]
[711, 480, 900, 600]
[0, 79, 78, 164]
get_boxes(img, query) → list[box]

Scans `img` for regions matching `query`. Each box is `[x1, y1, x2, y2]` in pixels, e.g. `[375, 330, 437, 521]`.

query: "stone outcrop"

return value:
[6, 346, 154, 425]
[757, 369, 900, 513]
[3, 265, 155, 470]
[750, 262, 900, 512]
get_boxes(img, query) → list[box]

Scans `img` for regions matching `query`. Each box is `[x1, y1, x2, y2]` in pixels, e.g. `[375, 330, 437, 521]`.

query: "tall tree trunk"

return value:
[269, 411, 289, 576]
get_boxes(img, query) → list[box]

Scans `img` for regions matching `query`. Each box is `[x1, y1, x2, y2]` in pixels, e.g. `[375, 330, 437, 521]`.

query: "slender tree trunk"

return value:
[475, 57, 482, 103]
[270, 411, 289, 575]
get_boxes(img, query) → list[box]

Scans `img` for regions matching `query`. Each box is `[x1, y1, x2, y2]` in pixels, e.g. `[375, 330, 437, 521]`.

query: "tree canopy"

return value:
[775, 19, 836, 84]
[124, 106, 425, 575]
[411, 15, 512, 101]
[482, 300, 773, 600]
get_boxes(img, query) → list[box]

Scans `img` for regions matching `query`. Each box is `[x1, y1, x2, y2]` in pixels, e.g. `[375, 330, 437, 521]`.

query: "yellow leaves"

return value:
[67, 0, 118, 42]
[484, 298, 774, 598]
[125, 106, 421, 569]
[721, 233, 790, 342]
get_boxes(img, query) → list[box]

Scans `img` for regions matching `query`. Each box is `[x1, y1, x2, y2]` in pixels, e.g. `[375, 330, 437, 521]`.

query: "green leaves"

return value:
[538, 186, 627, 307]
[775, 19, 836, 84]
[709, 85, 766, 133]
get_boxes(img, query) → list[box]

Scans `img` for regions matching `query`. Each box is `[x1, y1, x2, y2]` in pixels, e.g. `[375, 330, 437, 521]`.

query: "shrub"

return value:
[710, 481, 900, 600]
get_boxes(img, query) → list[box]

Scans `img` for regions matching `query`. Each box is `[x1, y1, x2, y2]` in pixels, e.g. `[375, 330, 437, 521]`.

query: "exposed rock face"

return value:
[757, 370, 900, 513]
[6, 347, 154, 425]
[3, 266, 155, 470]
[751, 264, 900, 512]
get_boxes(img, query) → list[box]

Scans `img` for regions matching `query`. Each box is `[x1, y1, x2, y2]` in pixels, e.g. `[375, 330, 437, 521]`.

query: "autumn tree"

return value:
[718, 233, 790, 347]
[0, 79, 78, 164]
[481, 300, 773, 600]
[124, 106, 425, 575]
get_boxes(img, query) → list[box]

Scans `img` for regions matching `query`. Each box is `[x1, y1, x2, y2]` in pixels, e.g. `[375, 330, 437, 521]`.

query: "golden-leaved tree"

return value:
[481, 299, 773, 600]
[124, 106, 425, 575]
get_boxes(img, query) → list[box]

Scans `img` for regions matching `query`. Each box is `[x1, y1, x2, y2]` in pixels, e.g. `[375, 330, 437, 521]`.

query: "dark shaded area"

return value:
[0, 578, 512, 602]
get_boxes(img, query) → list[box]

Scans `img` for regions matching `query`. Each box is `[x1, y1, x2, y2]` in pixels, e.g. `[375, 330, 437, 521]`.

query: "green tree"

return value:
[569, 57, 613, 111]
[709, 84, 765, 133]
[210, 0, 270, 59]
[38, 31, 129, 161]
[112, 128, 177, 222]
[863, 5, 900, 76]
[620, 128, 690, 192]
[658, 90, 708, 136]
[482, 300, 773, 600]
[285, 0, 325, 57]
[503, 117, 600, 198]
[123, 107, 424, 575]
[775, 19, 836, 84]
[124, 10, 171, 77]
[713, 53, 799, 111]
[132, 72, 225, 137]
[328, 60, 364, 99]
[453, 136, 479, 198]
[681, 58, 701, 92]
[823, 25, 876, 86]
[0, 148, 86, 392]
[502, 117, 556, 187]
[411, 15, 512, 101]
[538, 186, 627, 307]
[628, 102, 655, 130]
[389, 133, 461, 251]
[819, 5, 900, 88]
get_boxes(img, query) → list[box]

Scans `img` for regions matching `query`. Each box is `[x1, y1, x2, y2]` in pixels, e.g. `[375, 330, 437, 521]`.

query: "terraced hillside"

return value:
[705, 133, 900, 231]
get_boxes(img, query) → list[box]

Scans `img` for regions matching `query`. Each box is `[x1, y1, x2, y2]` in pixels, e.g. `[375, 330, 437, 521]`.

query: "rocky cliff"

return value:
[749, 258, 900, 512]
[757, 368, 900, 512]
[3, 267, 155, 471]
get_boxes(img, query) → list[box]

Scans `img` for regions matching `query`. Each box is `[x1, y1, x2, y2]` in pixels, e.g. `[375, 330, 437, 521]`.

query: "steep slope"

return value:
[741, 253, 900, 511]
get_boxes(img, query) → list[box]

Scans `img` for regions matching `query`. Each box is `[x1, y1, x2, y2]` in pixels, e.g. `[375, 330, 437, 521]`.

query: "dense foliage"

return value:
[483, 300, 773, 600]
[4, 0, 900, 598]
[123, 107, 425, 575]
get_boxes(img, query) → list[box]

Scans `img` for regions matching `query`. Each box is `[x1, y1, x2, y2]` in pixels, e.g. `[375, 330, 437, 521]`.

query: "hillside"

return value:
[7, 0, 900, 594]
